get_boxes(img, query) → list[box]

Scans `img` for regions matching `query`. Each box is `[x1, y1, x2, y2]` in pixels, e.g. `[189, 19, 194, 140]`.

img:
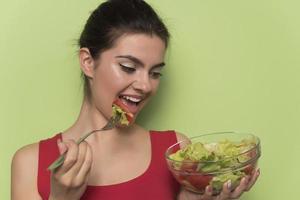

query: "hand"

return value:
[177, 168, 260, 200]
[49, 139, 93, 200]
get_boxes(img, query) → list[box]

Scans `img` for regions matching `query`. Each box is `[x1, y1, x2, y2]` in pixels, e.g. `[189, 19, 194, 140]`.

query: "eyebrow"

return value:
[115, 55, 165, 69]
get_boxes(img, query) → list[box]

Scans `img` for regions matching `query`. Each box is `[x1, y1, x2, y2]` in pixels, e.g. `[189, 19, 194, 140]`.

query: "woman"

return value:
[11, 0, 260, 199]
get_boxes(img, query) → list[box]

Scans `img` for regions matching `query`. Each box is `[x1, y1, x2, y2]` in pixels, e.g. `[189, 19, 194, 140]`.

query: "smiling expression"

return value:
[86, 33, 167, 123]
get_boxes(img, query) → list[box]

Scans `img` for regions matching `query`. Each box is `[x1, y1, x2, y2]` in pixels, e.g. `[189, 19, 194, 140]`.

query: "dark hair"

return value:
[78, 0, 170, 100]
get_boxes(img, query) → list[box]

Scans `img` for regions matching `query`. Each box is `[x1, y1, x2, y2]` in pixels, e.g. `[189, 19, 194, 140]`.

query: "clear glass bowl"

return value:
[165, 132, 261, 195]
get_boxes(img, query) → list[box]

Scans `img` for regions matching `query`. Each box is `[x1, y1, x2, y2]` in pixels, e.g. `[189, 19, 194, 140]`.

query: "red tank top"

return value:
[38, 130, 180, 200]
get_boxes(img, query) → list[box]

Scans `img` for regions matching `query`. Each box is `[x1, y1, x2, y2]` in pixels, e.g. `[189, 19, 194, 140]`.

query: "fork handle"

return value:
[47, 114, 119, 171]
[47, 117, 117, 171]
[47, 128, 104, 171]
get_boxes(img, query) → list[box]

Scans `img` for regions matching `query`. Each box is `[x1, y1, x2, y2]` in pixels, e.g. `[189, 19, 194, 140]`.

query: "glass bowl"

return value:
[165, 132, 261, 195]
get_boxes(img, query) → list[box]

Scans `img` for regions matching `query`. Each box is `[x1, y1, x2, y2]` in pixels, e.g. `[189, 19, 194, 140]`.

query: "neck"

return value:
[75, 97, 107, 132]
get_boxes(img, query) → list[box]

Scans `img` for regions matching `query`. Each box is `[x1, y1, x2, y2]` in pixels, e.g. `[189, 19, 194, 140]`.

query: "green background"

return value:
[1, 0, 299, 199]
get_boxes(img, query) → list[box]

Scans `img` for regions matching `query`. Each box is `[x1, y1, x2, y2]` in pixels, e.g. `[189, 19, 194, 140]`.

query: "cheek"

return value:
[109, 64, 131, 87]
[93, 64, 130, 96]
[150, 80, 160, 95]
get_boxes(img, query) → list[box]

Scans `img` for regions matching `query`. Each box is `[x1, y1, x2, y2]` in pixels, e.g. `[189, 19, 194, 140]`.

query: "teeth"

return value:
[121, 95, 142, 103]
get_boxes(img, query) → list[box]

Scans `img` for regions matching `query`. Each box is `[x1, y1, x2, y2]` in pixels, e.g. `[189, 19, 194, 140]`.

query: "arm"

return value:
[11, 139, 93, 200]
[11, 143, 42, 200]
[174, 132, 260, 200]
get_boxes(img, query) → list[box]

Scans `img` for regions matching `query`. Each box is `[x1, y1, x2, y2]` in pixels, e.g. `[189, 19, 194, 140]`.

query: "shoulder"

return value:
[11, 143, 42, 199]
[12, 142, 39, 168]
[11, 143, 40, 180]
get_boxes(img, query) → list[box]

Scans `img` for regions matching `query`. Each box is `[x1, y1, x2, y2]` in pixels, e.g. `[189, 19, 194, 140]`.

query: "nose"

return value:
[132, 73, 152, 94]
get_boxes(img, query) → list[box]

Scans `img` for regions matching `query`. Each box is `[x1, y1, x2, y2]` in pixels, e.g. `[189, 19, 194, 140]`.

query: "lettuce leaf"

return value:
[112, 105, 130, 126]
[211, 171, 245, 191]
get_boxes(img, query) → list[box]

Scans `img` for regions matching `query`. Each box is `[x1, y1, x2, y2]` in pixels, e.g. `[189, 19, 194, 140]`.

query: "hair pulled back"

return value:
[78, 0, 170, 99]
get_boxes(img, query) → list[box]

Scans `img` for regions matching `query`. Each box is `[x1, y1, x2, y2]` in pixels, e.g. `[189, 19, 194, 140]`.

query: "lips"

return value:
[118, 94, 144, 114]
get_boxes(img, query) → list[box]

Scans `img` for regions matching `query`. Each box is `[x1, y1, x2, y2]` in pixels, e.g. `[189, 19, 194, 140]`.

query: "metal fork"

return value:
[47, 114, 121, 171]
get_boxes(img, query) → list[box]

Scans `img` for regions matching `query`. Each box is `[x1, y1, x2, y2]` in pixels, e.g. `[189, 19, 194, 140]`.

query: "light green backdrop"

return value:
[1, 0, 299, 199]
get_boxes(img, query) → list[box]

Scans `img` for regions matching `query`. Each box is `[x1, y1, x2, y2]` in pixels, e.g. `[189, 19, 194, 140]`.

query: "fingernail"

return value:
[57, 139, 62, 148]
[208, 186, 213, 193]
[205, 185, 213, 195]
[227, 180, 232, 189]
[57, 141, 64, 154]
[57, 138, 61, 145]
[57, 139, 68, 154]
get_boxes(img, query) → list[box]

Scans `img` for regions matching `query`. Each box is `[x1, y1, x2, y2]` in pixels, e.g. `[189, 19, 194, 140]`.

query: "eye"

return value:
[120, 63, 136, 74]
[149, 71, 162, 79]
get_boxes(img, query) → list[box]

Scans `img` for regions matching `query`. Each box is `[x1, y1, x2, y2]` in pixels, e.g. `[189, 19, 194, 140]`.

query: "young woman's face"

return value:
[89, 33, 166, 122]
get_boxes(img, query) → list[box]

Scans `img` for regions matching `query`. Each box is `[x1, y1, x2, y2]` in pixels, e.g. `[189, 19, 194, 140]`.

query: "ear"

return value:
[79, 48, 96, 78]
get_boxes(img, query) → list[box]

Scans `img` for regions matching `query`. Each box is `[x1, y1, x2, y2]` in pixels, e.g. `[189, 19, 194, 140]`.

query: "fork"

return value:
[47, 114, 121, 171]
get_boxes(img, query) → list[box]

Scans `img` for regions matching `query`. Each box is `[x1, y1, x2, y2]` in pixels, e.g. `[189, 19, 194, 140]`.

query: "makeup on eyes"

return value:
[116, 55, 165, 68]
[116, 55, 164, 78]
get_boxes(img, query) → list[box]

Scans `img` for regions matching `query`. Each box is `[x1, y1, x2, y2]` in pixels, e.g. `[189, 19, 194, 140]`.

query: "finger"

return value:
[59, 140, 79, 173]
[65, 141, 88, 176]
[245, 168, 260, 191]
[76, 142, 93, 183]
[181, 189, 201, 200]
[230, 176, 249, 199]
[218, 180, 232, 200]
[57, 139, 67, 155]
[200, 185, 213, 200]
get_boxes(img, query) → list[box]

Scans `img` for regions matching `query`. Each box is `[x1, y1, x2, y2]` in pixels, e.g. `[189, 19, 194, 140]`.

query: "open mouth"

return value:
[118, 95, 143, 113]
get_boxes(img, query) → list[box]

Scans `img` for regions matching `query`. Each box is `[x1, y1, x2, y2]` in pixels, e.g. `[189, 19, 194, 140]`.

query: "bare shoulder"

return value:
[174, 131, 190, 142]
[12, 143, 39, 167]
[12, 143, 42, 200]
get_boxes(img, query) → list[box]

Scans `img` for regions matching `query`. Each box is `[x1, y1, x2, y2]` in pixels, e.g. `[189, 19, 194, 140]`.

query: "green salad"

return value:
[169, 137, 257, 191]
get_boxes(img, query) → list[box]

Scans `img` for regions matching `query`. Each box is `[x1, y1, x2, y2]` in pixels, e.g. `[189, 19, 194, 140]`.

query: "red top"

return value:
[38, 130, 180, 200]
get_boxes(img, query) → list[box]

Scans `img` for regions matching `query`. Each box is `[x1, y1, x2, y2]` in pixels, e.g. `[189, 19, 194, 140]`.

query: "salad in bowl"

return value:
[165, 132, 261, 195]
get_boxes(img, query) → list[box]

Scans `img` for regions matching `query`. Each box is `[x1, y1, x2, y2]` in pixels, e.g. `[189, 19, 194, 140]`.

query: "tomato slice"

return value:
[180, 162, 198, 173]
[112, 99, 134, 123]
[186, 174, 213, 190]
[242, 164, 255, 175]
[113, 99, 130, 113]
